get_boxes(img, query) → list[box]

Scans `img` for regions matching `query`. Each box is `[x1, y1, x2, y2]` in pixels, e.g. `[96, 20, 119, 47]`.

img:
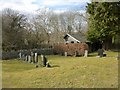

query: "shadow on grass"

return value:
[50, 65, 60, 68]
[88, 54, 97, 57]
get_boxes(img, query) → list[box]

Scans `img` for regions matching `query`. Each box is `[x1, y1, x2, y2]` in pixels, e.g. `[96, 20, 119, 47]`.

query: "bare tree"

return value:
[26, 9, 88, 49]
[35, 8, 53, 45]
[2, 8, 27, 51]
[61, 11, 87, 34]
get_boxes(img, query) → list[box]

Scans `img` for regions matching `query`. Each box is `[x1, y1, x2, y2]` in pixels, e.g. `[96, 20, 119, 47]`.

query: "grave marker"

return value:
[19, 52, 22, 59]
[41, 55, 47, 66]
[84, 50, 88, 57]
[35, 53, 38, 63]
[25, 56, 28, 62]
[64, 52, 67, 57]
[28, 55, 31, 63]
[31, 52, 35, 63]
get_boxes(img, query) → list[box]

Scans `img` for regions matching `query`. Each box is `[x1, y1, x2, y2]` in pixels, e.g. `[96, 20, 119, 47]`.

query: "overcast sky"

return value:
[0, 0, 91, 14]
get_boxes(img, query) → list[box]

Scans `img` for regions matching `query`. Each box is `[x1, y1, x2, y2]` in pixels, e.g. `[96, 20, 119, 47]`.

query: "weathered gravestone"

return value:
[46, 61, 51, 67]
[64, 52, 67, 57]
[28, 55, 31, 63]
[19, 52, 22, 59]
[31, 52, 35, 63]
[22, 54, 25, 61]
[41, 55, 47, 67]
[98, 48, 104, 57]
[25, 56, 28, 62]
[84, 50, 88, 57]
[35, 53, 38, 63]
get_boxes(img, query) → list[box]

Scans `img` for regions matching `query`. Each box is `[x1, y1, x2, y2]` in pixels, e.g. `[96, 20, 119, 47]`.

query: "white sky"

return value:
[0, 0, 91, 14]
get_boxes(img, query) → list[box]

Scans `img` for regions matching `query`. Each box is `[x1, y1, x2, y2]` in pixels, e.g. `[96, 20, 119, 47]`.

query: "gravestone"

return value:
[31, 52, 35, 63]
[19, 52, 22, 59]
[35, 53, 38, 63]
[41, 55, 47, 66]
[22, 54, 25, 61]
[25, 56, 28, 62]
[46, 61, 51, 67]
[64, 52, 67, 57]
[98, 49, 104, 57]
[28, 55, 31, 63]
[84, 50, 88, 57]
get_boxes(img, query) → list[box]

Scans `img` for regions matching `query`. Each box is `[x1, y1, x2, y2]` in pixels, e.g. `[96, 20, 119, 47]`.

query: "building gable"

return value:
[64, 33, 87, 43]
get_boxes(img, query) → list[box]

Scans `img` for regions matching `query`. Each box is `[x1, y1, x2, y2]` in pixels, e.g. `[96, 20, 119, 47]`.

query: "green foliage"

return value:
[86, 2, 120, 43]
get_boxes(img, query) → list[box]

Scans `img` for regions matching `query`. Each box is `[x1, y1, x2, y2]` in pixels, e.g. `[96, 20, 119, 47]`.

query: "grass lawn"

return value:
[2, 51, 118, 88]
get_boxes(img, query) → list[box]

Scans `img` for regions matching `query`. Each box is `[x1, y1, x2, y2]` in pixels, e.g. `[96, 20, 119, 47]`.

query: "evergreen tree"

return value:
[86, 2, 120, 50]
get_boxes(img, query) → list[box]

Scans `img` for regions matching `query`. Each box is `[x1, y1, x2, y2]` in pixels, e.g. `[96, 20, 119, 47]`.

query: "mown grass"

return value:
[2, 51, 118, 88]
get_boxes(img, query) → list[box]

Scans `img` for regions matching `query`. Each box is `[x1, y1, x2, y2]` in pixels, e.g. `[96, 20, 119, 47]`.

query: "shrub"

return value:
[53, 43, 88, 56]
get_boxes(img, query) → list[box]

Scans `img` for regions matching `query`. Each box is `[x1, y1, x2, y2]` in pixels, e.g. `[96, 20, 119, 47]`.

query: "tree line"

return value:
[2, 2, 120, 52]
[2, 8, 87, 51]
